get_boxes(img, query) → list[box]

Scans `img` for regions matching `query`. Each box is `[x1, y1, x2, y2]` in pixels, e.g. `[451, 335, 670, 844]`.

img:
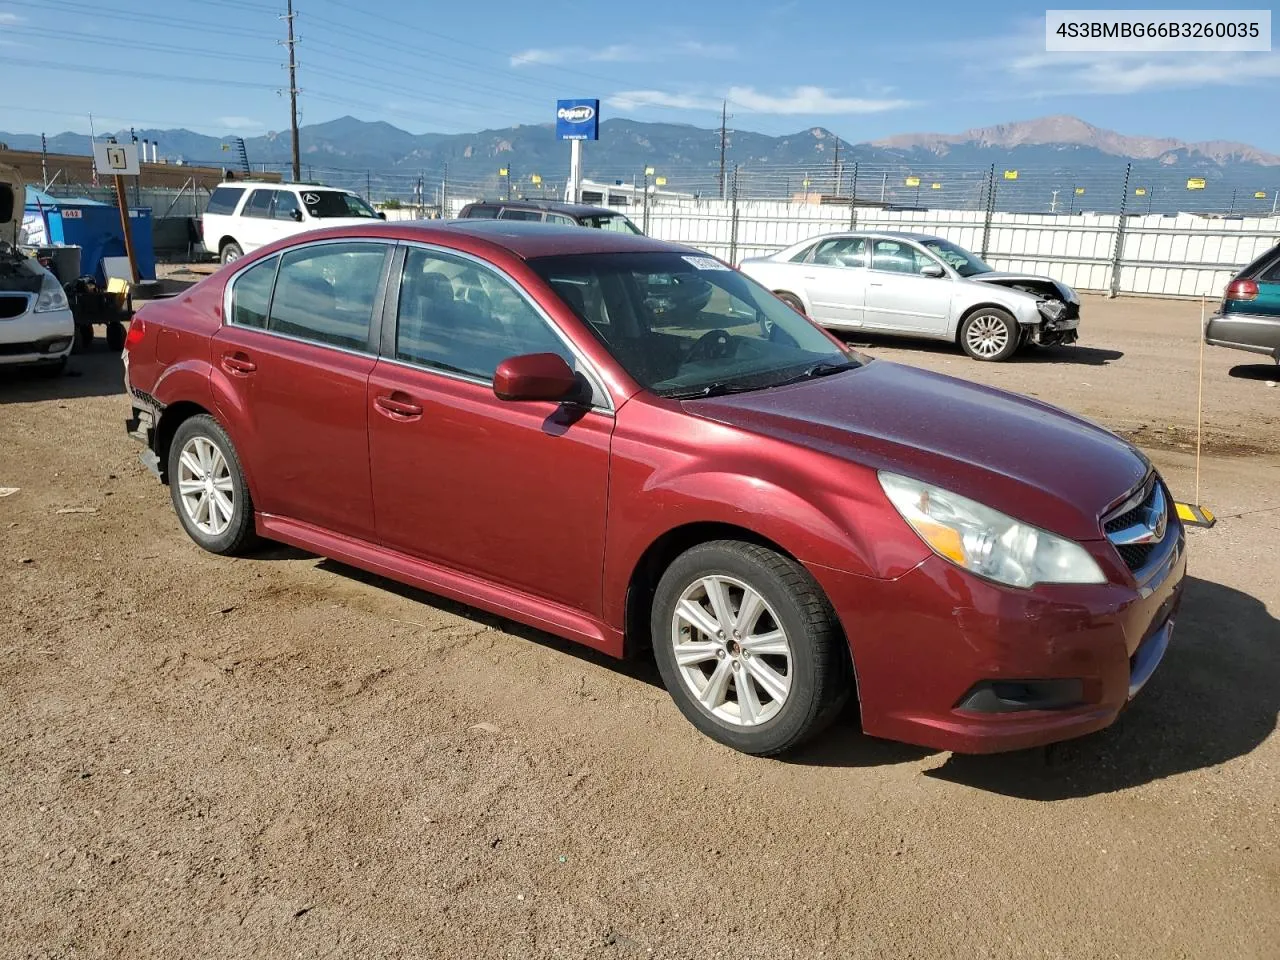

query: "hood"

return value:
[686, 360, 1147, 542]
[0, 162, 22, 249]
[970, 271, 1075, 302]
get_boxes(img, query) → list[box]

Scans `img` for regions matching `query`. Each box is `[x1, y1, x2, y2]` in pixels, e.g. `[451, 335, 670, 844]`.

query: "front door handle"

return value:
[374, 394, 423, 420]
[868, 282, 884, 287]
[220, 351, 257, 375]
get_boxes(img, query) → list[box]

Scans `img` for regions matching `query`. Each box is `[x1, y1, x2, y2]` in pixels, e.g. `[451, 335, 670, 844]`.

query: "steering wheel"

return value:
[685, 328, 736, 363]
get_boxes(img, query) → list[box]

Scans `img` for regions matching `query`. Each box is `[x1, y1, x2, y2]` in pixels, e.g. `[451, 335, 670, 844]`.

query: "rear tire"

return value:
[651, 540, 850, 756]
[167, 415, 259, 556]
[220, 241, 243, 265]
[775, 291, 807, 315]
[959, 307, 1020, 362]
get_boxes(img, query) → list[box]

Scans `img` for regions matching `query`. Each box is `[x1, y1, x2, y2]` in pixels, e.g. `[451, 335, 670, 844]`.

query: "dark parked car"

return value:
[1205, 243, 1280, 362]
[458, 200, 641, 234]
[122, 221, 1185, 756]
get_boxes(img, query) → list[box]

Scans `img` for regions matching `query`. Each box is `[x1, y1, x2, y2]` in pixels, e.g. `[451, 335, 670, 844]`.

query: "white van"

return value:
[201, 181, 386, 264]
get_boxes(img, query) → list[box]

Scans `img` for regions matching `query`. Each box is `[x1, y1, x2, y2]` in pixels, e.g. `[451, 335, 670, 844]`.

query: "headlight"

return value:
[34, 272, 69, 314]
[878, 472, 1106, 588]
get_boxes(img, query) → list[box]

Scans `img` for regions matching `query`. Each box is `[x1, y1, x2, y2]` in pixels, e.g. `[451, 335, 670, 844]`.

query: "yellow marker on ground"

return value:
[1175, 502, 1216, 528]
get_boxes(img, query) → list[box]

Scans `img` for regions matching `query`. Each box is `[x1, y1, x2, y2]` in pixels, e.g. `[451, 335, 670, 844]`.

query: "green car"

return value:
[1205, 243, 1280, 362]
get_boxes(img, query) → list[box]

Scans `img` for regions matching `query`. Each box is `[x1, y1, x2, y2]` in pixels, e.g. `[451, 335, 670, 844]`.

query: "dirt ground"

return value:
[1, 294, 1277, 959]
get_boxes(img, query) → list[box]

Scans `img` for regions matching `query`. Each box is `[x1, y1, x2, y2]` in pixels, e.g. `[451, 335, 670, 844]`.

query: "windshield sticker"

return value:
[681, 255, 730, 271]
[302, 193, 321, 205]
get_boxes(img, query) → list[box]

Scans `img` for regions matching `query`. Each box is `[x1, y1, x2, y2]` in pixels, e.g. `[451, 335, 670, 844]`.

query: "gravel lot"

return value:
[1, 293, 1277, 959]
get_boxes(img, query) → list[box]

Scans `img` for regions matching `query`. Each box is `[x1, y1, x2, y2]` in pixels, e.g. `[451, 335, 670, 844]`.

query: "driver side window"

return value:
[272, 191, 301, 221]
[872, 239, 934, 275]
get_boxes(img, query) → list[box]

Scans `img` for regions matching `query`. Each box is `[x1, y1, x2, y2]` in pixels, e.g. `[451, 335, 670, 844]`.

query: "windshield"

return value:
[530, 252, 860, 398]
[917, 237, 992, 277]
[584, 214, 642, 235]
[300, 190, 380, 219]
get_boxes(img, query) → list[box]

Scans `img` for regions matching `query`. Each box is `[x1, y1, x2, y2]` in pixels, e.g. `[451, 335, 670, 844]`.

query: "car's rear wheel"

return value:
[651, 540, 849, 756]
[960, 307, 1020, 361]
[220, 241, 243, 265]
[775, 291, 807, 315]
[167, 415, 258, 555]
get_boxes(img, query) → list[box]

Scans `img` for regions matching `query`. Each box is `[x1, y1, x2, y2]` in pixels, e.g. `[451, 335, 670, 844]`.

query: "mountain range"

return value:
[2, 114, 1277, 212]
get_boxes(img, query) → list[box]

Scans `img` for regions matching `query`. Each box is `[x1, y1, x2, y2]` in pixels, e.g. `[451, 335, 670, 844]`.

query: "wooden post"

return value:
[113, 174, 140, 285]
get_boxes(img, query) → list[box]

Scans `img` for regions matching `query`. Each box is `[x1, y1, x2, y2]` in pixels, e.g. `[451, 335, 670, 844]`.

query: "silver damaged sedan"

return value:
[739, 232, 1081, 361]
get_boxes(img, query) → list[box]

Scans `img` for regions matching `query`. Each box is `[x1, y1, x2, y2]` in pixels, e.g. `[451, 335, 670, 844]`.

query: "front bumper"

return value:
[1205, 312, 1280, 360]
[0, 306, 76, 365]
[815, 530, 1186, 754]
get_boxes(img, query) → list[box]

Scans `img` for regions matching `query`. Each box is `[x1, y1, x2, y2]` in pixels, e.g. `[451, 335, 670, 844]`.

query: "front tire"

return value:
[651, 541, 850, 756]
[774, 291, 807, 315]
[220, 241, 243, 265]
[167, 415, 258, 555]
[959, 307, 1020, 361]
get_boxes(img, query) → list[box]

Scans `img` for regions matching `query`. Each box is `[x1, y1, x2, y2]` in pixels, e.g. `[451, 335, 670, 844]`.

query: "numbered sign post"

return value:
[93, 142, 142, 285]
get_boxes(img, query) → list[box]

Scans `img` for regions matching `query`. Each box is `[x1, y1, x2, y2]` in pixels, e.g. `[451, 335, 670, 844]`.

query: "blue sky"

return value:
[1, 0, 1278, 151]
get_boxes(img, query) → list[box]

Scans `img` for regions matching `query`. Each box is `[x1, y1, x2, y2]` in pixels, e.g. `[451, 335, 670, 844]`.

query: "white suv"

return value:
[202, 181, 386, 264]
[1, 162, 75, 377]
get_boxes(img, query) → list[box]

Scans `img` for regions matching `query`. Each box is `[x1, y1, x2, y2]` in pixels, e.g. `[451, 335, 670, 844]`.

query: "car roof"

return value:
[256, 218, 683, 259]
[804, 230, 943, 243]
[464, 199, 626, 218]
[212, 181, 353, 193]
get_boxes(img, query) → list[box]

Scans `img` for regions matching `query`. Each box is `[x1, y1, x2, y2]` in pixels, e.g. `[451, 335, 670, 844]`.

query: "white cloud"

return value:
[727, 85, 912, 114]
[610, 86, 913, 115]
[513, 39, 737, 68]
[608, 90, 720, 111]
[0, 12, 22, 23]
[510, 47, 565, 68]
[1007, 51, 1280, 96]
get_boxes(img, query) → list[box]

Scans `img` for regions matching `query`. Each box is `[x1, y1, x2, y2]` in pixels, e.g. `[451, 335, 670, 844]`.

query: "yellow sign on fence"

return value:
[1003, 170, 1018, 180]
[1256, 191, 1268, 199]
[1187, 177, 1206, 190]
[530, 174, 542, 184]
[905, 176, 921, 187]
[499, 167, 508, 176]
[1135, 187, 1147, 196]
[931, 182, 942, 190]
[655, 176, 667, 186]
[1075, 187, 1086, 195]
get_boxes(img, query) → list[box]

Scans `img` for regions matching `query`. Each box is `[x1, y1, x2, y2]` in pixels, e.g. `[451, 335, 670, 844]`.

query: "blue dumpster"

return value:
[24, 188, 156, 282]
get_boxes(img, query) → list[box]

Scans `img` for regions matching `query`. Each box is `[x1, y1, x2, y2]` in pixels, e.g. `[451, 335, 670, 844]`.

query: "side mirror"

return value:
[291, 209, 303, 222]
[920, 263, 946, 278]
[377, 211, 387, 220]
[493, 353, 583, 403]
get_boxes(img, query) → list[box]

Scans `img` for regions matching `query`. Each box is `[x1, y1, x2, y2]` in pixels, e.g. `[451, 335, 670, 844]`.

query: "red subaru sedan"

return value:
[122, 221, 1185, 756]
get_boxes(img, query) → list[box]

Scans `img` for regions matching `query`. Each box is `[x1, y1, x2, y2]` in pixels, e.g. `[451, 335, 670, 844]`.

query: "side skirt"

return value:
[256, 513, 624, 658]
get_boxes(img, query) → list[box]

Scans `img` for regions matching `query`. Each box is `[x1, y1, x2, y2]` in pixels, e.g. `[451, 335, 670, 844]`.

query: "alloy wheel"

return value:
[964, 313, 1010, 358]
[670, 575, 793, 726]
[176, 436, 235, 537]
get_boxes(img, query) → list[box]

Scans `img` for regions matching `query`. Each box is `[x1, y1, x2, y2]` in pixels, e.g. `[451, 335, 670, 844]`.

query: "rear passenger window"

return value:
[1262, 258, 1280, 283]
[206, 187, 245, 215]
[229, 256, 277, 329]
[268, 243, 387, 351]
[272, 191, 301, 221]
[465, 205, 500, 219]
[395, 247, 573, 380]
[243, 190, 273, 219]
[498, 208, 544, 221]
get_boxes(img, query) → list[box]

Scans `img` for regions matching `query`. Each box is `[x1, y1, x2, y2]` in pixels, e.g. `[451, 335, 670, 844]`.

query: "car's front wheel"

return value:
[960, 308, 1020, 361]
[651, 541, 850, 755]
[167, 414, 258, 555]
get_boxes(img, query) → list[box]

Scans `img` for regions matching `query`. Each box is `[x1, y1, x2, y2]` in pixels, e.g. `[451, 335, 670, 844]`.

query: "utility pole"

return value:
[718, 100, 728, 201]
[832, 136, 841, 197]
[365, 169, 372, 202]
[1050, 189, 1059, 213]
[40, 133, 48, 189]
[282, 0, 301, 182]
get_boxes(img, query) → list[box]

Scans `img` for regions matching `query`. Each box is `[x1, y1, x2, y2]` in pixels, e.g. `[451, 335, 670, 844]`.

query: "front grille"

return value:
[1104, 477, 1169, 573]
[0, 295, 32, 320]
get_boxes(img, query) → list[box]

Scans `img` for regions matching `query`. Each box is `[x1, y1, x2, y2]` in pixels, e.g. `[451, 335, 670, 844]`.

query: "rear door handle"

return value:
[374, 394, 423, 419]
[869, 282, 884, 287]
[220, 352, 256, 375]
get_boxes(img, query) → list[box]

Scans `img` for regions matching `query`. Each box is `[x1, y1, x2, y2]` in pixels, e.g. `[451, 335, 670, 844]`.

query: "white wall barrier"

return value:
[641, 201, 1280, 299]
